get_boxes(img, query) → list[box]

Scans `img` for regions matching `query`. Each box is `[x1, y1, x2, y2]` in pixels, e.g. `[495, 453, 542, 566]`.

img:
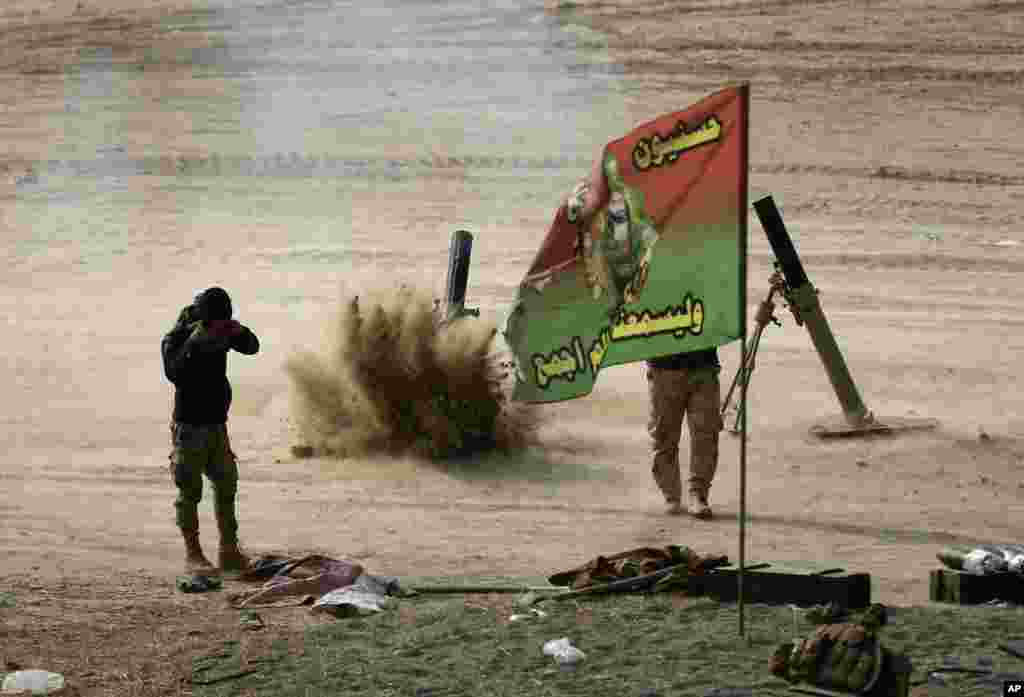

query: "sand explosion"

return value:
[284, 286, 539, 461]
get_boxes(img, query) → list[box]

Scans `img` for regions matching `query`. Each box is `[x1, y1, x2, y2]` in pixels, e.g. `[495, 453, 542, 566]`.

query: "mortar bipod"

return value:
[721, 267, 784, 434]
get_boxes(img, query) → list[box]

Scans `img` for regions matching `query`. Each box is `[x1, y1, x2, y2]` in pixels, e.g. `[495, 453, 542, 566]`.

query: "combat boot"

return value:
[687, 490, 712, 520]
[219, 540, 251, 575]
[182, 531, 215, 573]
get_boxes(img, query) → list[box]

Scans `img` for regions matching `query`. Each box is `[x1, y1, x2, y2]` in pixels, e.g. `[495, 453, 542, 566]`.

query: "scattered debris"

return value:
[855, 460, 869, 468]
[238, 610, 264, 631]
[542, 637, 586, 670]
[926, 672, 951, 694]
[176, 574, 222, 594]
[240, 555, 295, 582]
[230, 555, 363, 608]
[1, 670, 66, 695]
[509, 608, 547, 622]
[0, 592, 15, 608]
[310, 574, 402, 617]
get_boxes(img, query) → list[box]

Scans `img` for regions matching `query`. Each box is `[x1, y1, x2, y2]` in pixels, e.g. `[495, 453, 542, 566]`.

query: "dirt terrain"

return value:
[2, 0, 1023, 695]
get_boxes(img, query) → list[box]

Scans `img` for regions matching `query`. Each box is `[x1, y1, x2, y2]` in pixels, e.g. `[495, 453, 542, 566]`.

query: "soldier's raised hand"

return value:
[207, 319, 244, 339]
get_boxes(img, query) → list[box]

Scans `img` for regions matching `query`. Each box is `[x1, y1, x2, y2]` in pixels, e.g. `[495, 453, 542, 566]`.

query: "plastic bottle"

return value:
[542, 637, 586, 671]
[1, 670, 66, 695]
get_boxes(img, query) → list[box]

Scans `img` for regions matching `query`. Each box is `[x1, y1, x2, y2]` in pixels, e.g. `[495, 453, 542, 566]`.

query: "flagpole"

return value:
[737, 82, 750, 639]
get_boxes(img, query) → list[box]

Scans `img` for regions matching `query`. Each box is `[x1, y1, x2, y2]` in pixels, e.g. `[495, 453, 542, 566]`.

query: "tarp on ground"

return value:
[505, 84, 749, 403]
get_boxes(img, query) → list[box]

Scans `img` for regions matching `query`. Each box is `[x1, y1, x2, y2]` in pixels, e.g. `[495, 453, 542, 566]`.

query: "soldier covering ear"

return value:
[161, 287, 260, 575]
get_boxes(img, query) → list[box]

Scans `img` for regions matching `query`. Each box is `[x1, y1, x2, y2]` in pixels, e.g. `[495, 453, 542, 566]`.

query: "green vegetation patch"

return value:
[194, 595, 1024, 697]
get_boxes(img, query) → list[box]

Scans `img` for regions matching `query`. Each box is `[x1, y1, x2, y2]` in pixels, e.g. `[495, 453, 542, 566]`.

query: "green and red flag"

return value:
[505, 83, 749, 403]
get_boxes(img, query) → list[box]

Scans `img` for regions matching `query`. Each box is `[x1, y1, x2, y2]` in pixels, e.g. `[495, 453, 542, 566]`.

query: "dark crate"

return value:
[929, 568, 1024, 605]
[694, 562, 872, 609]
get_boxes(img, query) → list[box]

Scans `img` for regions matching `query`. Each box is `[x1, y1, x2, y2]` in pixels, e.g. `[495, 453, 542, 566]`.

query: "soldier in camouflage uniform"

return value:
[161, 287, 260, 573]
[647, 347, 724, 519]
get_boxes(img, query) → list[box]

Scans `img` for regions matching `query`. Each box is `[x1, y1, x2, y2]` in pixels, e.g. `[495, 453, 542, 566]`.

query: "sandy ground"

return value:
[3, 0, 1024, 694]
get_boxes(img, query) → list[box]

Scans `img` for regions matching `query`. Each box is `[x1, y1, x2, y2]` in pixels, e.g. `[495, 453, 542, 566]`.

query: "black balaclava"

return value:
[194, 287, 233, 322]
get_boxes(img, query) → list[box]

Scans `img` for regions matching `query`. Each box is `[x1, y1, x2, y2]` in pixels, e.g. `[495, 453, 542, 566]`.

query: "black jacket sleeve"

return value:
[162, 327, 196, 385]
[230, 326, 260, 355]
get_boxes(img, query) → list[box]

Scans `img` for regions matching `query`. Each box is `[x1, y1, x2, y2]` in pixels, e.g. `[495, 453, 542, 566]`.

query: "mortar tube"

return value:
[787, 283, 872, 427]
[753, 196, 872, 428]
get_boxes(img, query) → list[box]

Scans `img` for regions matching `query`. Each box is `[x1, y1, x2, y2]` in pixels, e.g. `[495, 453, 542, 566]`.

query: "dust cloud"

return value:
[284, 285, 539, 462]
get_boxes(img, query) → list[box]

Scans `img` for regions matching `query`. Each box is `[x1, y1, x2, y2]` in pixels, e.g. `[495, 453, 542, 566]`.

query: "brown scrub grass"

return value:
[284, 285, 539, 463]
[191, 593, 1024, 697]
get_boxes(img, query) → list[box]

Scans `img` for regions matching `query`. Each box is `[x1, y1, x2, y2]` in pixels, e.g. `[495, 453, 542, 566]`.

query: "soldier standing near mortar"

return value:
[647, 347, 724, 519]
[161, 287, 260, 573]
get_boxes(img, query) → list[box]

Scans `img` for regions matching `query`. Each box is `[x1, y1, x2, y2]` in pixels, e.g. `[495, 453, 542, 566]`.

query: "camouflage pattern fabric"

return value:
[168, 422, 239, 543]
[548, 545, 697, 590]
[771, 622, 881, 693]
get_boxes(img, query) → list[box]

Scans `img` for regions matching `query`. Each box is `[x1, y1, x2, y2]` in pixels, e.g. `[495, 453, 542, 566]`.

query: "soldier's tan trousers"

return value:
[646, 364, 724, 502]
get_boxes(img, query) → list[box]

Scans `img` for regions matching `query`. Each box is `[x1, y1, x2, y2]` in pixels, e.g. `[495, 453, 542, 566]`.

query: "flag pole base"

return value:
[809, 414, 939, 439]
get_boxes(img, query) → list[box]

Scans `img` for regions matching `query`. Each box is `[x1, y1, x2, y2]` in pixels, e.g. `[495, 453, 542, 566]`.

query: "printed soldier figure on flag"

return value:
[572, 154, 660, 309]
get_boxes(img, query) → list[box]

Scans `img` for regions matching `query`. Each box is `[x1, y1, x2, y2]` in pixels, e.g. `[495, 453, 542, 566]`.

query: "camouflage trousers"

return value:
[168, 422, 239, 543]
[646, 364, 724, 502]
